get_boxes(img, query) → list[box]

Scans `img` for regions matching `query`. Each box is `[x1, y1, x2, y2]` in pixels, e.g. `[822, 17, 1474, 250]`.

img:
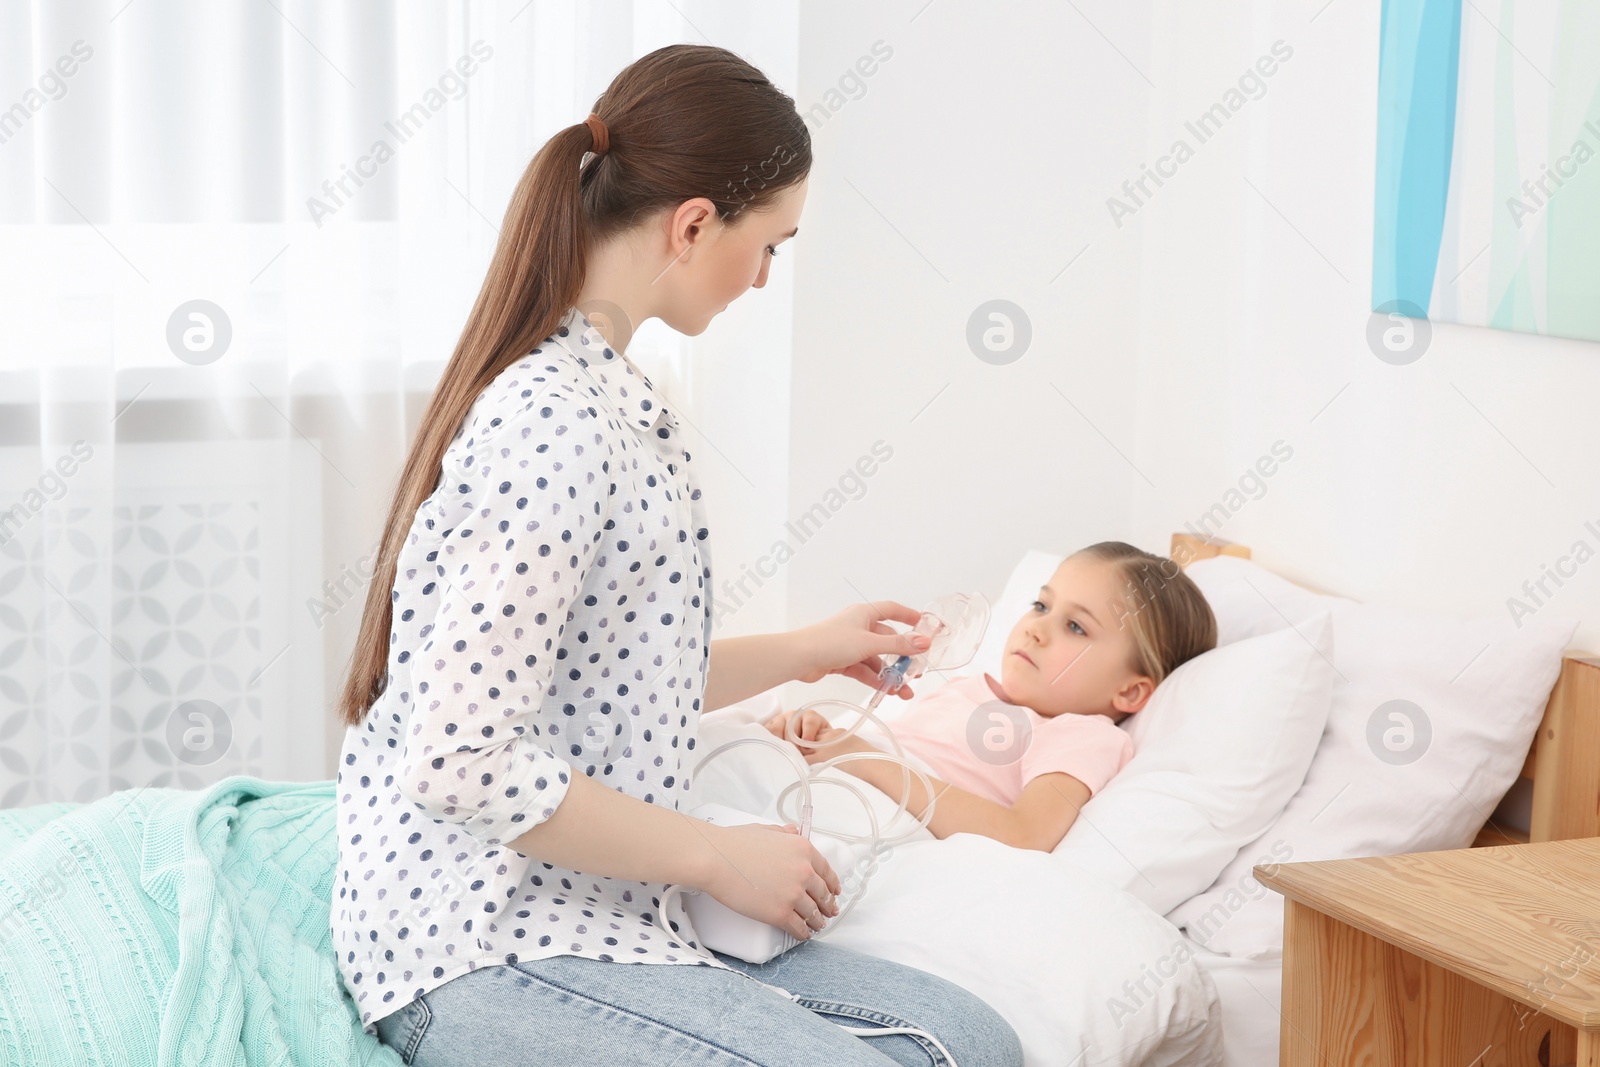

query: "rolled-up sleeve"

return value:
[397, 394, 612, 850]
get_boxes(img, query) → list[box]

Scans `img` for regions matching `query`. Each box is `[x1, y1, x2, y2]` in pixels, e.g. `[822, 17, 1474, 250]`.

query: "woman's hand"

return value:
[794, 602, 932, 698]
[696, 821, 842, 942]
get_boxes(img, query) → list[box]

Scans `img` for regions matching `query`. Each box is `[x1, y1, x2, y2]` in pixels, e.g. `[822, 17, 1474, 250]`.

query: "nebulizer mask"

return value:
[663, 592, 991, 970]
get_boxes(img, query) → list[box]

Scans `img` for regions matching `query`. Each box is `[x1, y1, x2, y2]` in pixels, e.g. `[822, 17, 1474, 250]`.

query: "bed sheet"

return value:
[1186, 939, 1283, 1067]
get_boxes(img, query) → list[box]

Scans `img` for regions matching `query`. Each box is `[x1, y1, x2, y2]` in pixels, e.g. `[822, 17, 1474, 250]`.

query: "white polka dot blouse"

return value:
[333, 307, 773, 1033]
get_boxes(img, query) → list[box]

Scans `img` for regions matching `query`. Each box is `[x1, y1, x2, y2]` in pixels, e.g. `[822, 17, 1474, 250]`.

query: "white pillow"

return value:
[1185, 553, 1353, 646]
[1053, 615, 1335, 915]
[1167, 555, 1577, 958]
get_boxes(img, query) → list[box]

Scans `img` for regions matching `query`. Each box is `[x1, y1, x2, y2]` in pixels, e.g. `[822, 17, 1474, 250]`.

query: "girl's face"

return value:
[996, 555, 1155, 720]
[658, 177, 807, 335]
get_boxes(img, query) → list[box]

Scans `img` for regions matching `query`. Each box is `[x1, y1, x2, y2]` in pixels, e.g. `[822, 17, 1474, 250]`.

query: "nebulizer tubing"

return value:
[655, 595, 990, 1067]
[657, 705, 937, 935]
[778, 592, 992, 858]
[666, 593, 992, 930]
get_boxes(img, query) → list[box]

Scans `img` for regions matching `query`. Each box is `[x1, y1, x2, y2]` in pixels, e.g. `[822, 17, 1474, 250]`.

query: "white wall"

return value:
[674, 2, 802, 640]
[777, 0, 1156, 646]
[751, 0, 1600, 667]
[1131, 0, 1600, 652]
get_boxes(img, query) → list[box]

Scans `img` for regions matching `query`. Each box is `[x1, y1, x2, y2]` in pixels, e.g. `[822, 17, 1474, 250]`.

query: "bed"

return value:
[1170, 532, 1600, 1065]
[694, 531, 1592, 1065]
[0, 532, 1588, 1066]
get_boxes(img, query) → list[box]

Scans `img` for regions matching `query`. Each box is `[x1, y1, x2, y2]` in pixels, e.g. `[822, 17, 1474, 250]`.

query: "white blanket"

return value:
[693, 697, 1222, 1067]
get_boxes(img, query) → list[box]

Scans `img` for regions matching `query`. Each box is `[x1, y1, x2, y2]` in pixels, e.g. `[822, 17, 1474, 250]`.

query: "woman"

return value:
[332, 44, 1025, 1067]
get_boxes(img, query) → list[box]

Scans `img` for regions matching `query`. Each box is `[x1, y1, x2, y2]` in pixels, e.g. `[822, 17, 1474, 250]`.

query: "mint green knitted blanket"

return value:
[0, 776, 401, 1067]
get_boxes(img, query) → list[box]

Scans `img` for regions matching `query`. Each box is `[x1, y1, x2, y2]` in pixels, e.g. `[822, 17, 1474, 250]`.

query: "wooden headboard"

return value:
[1169, 532, 1600, 847]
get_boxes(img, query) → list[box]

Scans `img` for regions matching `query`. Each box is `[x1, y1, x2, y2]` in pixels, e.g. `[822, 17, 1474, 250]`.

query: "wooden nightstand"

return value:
[1257, 838, 1600, 1066]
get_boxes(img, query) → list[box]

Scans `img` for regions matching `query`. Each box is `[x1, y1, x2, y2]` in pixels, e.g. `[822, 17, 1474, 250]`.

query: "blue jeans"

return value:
[373, 939, 1024, 1066]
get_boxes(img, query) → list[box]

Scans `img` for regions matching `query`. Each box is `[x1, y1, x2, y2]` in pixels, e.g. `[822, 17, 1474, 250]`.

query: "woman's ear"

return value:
[1111, 675, 1155, 715]
[667, 196, 720, 258]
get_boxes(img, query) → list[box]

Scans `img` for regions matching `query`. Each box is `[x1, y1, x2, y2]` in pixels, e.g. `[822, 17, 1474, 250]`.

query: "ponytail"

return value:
[336, 44, 811, 727]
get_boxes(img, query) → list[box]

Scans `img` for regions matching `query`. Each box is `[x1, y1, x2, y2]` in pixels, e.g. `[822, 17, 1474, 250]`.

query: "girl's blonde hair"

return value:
[1072, 541, 1217, 687]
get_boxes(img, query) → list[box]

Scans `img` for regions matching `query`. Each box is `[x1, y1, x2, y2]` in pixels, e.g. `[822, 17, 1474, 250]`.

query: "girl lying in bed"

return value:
[765, 541, 1217, 853]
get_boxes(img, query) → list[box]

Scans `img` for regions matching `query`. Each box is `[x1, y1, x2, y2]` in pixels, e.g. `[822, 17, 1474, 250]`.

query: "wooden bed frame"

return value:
[1170, 532, 1600, 847]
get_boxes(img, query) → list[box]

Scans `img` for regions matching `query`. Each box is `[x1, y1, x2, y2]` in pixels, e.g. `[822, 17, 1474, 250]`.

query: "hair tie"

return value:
[584, 113, 609, 156]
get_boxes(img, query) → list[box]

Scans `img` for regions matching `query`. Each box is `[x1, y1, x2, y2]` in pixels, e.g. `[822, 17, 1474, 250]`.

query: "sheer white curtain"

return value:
[0, 0, 781, 805]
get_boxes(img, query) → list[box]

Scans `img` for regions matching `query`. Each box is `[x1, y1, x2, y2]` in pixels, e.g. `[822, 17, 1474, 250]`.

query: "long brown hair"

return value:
[336, 44, 811, 727]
